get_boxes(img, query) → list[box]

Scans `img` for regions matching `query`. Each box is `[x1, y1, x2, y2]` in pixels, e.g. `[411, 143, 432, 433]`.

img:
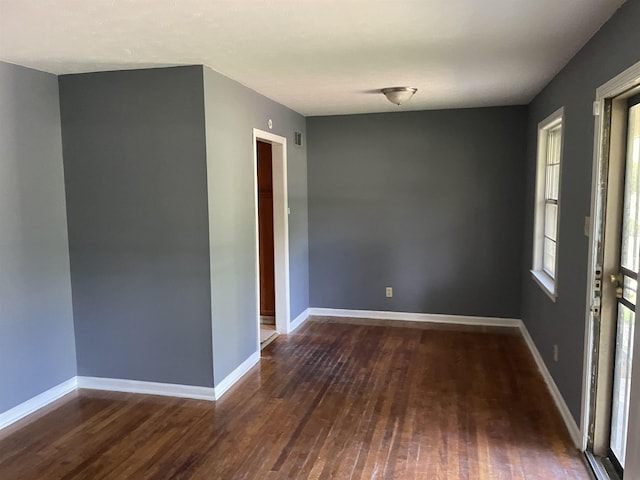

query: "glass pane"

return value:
[621, 105, 640, 273]
[610, 304, 636, 466]
[623, 276, 637, 305]
[545, 164, 560, 200]
[543, 238, 556, 277]
[546, 127, 562, 166]
[545, 203, 557, 241]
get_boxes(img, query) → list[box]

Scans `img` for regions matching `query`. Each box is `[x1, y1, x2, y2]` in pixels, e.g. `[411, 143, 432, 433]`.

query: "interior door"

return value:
[607, 94, 640, 475]
[257, 140, 275, 317]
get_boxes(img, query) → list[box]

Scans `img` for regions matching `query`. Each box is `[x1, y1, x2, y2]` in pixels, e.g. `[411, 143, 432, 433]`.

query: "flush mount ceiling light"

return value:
[381, 87, 418, 106]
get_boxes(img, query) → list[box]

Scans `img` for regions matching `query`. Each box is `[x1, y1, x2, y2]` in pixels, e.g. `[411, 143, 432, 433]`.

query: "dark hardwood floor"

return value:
[0, 316, 589, 479]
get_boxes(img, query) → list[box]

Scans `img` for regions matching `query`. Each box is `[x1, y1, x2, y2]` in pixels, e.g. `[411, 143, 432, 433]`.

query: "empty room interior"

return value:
[1, 0, 640, 478]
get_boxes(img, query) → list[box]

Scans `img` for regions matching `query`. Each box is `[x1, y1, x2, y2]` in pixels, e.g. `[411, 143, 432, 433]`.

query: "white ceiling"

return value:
[0, 0, 626, 116]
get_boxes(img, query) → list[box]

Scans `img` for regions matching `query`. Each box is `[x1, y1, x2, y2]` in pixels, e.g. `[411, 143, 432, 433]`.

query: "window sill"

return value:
[531, 270, 557, 302]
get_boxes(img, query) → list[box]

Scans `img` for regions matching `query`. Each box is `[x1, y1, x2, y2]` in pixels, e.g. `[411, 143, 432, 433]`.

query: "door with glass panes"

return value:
[605, 94, 640, 476]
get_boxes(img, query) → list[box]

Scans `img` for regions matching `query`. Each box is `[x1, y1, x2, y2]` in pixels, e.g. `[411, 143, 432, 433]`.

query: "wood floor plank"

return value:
[0, 316, 590, 479]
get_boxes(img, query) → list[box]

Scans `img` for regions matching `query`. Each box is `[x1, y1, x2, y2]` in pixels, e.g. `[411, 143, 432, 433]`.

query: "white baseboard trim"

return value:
[289, 308, 310, 333]
[214, 351, 260, 400]
[0, 377, 77, 430]
[2, 355, 264, 429]
[77, 377, 215, 401]
[518, 321, 582, 448]
[0, 314, 582, 451]
[308, 308, 521, 328]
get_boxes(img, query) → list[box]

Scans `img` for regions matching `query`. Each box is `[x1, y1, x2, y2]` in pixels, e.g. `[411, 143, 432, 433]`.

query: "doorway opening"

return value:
[584, 62, 640, 479]
[257, 140, 277, 347]
[253, 129, 290, 351]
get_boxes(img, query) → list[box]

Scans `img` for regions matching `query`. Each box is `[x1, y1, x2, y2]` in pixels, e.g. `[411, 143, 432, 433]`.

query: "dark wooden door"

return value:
[257, 141, 275, 317]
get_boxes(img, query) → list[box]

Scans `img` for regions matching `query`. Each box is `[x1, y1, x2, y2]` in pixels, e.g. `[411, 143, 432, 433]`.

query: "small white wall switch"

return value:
[553, 344, 559, 362]
[287, 207, 290, 214]
[385, 287, 393, 298]
[584, 216, 591, 237]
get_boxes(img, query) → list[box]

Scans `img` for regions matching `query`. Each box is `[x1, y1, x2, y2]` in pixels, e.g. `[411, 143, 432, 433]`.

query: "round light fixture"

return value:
[381, 87, 418, 106]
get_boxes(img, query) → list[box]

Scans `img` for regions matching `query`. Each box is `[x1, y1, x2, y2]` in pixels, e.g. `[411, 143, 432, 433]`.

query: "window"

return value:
[532, 107, 564, 299]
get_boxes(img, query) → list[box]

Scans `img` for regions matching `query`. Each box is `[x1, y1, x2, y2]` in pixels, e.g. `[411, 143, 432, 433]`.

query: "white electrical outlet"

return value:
[553, 344, 559, 362]
[385, 287, 393, 298]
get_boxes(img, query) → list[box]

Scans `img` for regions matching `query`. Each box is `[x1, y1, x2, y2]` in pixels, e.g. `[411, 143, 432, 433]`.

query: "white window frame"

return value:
[531, 107, 564, 301]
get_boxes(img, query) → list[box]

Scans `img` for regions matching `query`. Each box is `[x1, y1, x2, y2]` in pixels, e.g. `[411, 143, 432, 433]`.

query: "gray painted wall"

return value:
[202, 66, 309, 384]
[307, 107, 527, 318]
[0, 62, 76, 413]
[59, 66, 214, 387]
[521, 0, 640, 423]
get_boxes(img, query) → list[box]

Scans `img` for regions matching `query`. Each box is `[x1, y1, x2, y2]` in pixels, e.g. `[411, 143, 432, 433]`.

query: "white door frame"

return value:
[252, 128, 291, 349]
[583, 61, 640, 476]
